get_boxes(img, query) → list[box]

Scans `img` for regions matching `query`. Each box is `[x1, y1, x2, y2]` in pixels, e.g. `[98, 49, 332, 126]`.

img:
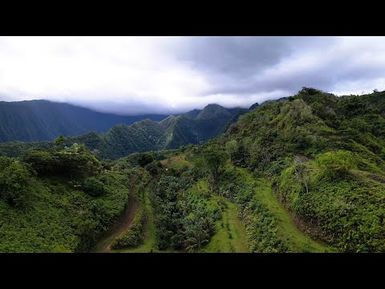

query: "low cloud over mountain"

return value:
[1, 37, 385, 114]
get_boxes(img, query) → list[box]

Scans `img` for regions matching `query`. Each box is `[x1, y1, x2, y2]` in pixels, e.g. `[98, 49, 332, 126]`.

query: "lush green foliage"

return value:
[150, 174, 220, 252]
[315, 150, 357, 180]
[201, 196, 249, 252]
[22, 143, 101, 179]
[3, 88, 385, 253]
[0, 158, 33, 208]
[218, 166, 288, 252]
[198, 145, 228, 193]
[82, 176, 108, 197]
[0, 104, 247, 160]
[0, 146, 131, 252]
[278, 154, 385, 252]
[219, 88, 385, 252]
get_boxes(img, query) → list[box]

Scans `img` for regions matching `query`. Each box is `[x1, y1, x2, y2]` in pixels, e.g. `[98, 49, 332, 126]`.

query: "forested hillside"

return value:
[216, 87, 385, 252]
[104, 88, 385, 253]
[0, 142, 133, 252]
[0, 103, 247, 159]
[0, 100, 167, 142]
[1, 88, 384, 253]
[70, 103, 247, 159]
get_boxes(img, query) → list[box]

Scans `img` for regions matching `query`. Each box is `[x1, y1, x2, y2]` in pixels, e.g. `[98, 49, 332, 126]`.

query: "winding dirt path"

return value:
[91, 174, 141, 253]
[92, 198, 139, 253]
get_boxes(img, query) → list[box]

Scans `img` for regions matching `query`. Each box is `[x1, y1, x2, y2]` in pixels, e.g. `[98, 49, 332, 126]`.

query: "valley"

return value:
[1, 88, 385, 253]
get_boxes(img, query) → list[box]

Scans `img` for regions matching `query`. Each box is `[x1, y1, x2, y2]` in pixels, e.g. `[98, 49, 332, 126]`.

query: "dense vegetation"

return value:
[0, 103, 247, 160]
[0, 141, 132, 252]
[217, 87, 385, 252]
[150, 174, 221, 252]
[1, 88, 385, 253]
[0, 99, 167, 142]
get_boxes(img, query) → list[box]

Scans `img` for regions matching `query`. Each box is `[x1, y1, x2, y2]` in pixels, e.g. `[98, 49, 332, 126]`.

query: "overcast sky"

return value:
[0, 36, 385, 115]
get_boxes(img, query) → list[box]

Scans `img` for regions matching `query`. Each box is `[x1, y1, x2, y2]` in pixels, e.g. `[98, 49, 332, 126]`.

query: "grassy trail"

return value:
[202, 196, 249, 253]
[91, 197, 139, 253]
[237, 168, 335, 252]
[113, 192, 160, 253]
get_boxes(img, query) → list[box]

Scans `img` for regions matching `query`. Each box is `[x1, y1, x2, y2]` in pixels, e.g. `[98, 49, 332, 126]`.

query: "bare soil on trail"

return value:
[91, 198, 139, 253]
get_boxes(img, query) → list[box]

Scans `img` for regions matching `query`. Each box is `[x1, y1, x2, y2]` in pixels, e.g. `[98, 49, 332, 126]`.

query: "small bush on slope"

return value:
[315, 150, 357, 180]
[0, 159, 33, 208]
[82, 176, 108, 197]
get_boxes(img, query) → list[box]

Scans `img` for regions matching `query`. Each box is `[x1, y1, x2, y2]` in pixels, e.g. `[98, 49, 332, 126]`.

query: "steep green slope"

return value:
[233, 167, 331, 252]
[82, 103, 247, 159]
[4, 88, 385, 253]
[0, 105, 247, 159]
[161, 116, 199, 149]
[0, 144, 132, 252]
[218, 87, 385, 252]
[0, 103, 248, 160]
[104, 89, 385, 252]
[0, 100, 167, 142]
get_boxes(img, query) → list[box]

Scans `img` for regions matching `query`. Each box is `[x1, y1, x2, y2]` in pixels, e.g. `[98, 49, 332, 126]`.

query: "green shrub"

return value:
[22, 150, 56, 175]
[0, 161, 32, 208]
[137, 153, 155, 167]
[23, 144, 101, 179]
[0, 156, 12, 170]
[144, 161, 162, 176]
[82, 177, 107, 197]
[150, 175, 218, 251]
[199, 146, 228, 193]
[315, 150, 357, 180]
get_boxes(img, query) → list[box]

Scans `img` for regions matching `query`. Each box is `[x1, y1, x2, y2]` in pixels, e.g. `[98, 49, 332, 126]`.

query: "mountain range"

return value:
[1, 87, 385, 253]
[0, 100, 251, 159]
[0, 100, 168, 142]
[67, 104, 249, 159]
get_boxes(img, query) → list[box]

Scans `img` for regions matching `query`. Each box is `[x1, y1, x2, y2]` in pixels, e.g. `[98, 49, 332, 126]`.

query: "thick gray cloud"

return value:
[0, 37, 384, 115]
[175, 37, 385, 99]
[176, 37, 294, 76]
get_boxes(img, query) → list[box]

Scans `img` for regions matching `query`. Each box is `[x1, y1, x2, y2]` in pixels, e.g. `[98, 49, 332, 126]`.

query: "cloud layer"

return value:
[0, 36, 385, 115]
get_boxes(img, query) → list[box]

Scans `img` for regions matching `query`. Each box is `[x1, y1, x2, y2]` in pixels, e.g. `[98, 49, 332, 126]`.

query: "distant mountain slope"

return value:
[0, 102, 249, 159]
[63, 104, 248, 159]
[0, 100, 167, 142]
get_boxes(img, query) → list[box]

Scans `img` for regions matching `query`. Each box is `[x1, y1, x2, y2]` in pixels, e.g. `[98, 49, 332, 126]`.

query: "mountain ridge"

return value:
[0, 99, 168, 142]
[68, 103, 249, 159]
[0, 102, 250, 159]
[1, 88, 385, 252]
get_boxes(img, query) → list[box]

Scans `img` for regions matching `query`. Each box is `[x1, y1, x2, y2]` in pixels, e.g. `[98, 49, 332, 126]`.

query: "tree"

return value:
[226, 140, 249, 167]
[23, 145, 101, 179]
[316, 150, 357, 180]
[137, 153, 155, 167]
[82, 177, 107, 197]
[0, 161, 32, 207]
[55, 135, 66, 147]
[201, 146, 228, 194]
[22, 150, 56, 175]
[293, 156, 310, 194]
[225, 140, 238, 160]
[145, 161, 162, 176]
